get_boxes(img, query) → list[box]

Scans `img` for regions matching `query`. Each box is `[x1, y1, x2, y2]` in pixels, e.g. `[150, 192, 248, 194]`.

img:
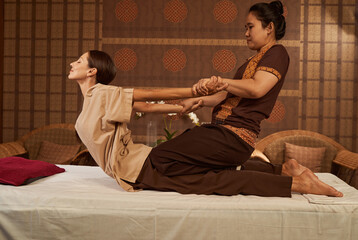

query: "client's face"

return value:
[68, 52, 91, 80]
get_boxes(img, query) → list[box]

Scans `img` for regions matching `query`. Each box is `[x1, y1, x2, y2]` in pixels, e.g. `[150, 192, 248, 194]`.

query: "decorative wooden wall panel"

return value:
[2, 0, 101, 141]
[1, 0, 357, 152]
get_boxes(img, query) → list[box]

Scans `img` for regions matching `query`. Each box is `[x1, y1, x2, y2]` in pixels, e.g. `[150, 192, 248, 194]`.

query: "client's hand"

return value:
[180, 98, 203, 114]
[192, 76, 228, 96]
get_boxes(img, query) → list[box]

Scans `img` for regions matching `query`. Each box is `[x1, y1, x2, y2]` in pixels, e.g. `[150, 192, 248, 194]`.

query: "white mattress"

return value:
[1, 165, 358, 240]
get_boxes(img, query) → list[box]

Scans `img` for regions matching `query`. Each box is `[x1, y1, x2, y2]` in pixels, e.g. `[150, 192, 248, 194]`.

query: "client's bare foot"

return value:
[282, 158, 308, 177]
[292, 169, 343, 197]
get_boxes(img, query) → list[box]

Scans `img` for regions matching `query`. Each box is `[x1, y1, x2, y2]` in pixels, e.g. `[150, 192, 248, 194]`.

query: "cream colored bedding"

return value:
[0, 165, 357, 240]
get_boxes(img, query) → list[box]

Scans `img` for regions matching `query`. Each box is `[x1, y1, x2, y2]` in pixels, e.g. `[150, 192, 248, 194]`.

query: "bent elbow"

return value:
[248, 89, 265, 99]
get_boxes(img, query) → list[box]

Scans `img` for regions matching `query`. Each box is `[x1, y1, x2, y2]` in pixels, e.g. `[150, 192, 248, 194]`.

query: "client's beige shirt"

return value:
[75, 83, 152, 191]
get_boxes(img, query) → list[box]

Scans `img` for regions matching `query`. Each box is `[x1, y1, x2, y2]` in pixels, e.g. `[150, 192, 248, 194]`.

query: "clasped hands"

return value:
[192, 76, 228, 96]
[180, 76, 228, 114]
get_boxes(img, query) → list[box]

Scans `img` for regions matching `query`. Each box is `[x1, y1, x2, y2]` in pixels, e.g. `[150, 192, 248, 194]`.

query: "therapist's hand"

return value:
[192, 76, 228, 96]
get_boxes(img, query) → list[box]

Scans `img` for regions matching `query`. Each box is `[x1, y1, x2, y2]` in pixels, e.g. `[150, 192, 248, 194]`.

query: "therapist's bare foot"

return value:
[291, 169, 343, 197]
[282, 158, 308, 177]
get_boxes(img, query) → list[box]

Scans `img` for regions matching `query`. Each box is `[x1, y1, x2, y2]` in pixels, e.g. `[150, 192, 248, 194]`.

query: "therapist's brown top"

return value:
[75, 83, 151, 191]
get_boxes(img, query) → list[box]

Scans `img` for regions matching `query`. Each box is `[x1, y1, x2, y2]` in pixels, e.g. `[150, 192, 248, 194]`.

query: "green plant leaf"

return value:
[166, 130, 178, 140]
[156, 139, 166, 145]
[163, 128, 171, 136]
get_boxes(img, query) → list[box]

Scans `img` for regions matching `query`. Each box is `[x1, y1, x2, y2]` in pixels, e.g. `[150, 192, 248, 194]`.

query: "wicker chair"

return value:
[255, 130, 358, 188]
[0, 123, 96, 166]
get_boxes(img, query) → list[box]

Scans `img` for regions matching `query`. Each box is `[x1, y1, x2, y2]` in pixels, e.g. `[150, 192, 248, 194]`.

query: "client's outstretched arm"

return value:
[133, 88, 195, 101]
[133, 102, 183, 113]
[133, 77, 228, 101]
[180, 91, 228, 114]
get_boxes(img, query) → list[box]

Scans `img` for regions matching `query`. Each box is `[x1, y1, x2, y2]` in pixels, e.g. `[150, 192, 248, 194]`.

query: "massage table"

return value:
[1, 165, 358, 240]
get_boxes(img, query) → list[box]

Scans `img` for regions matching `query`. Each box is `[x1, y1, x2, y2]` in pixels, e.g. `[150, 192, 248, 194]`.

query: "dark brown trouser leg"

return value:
[133, 158, 292, 197]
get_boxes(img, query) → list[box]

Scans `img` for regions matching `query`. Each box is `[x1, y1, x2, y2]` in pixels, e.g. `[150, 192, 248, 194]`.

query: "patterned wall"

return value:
[299, 0, 358, 151]
[1, 0, 358, 152]
[2, 0, 102, 142]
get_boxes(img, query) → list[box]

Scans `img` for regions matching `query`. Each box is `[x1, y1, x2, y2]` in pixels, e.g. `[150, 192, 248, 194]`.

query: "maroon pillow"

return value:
[0, 157, 65, 186]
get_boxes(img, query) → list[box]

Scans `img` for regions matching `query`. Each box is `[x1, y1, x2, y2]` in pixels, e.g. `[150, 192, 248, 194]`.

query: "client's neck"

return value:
[77, 78, 96, 97]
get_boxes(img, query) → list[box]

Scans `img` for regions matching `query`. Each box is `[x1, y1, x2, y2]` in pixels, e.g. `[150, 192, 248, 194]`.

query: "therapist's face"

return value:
[245, 12, 273, 51]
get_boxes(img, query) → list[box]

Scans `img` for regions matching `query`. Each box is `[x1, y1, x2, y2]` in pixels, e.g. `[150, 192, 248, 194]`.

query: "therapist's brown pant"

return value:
[131, 124, 292, 197]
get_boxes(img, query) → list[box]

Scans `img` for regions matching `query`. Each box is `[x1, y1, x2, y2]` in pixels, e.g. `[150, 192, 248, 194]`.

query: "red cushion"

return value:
[0, 157, 65, 186]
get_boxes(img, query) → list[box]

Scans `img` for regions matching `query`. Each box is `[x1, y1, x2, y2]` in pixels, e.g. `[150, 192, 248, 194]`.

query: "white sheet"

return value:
[1, 165, 358, 240]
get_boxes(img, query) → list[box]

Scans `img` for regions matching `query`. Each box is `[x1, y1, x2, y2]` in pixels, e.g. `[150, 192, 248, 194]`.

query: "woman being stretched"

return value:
[71, 50, 225, 191]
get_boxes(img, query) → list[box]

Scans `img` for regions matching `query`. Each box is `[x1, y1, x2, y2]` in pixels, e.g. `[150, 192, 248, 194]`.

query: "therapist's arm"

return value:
[194, 71, 279, 99]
